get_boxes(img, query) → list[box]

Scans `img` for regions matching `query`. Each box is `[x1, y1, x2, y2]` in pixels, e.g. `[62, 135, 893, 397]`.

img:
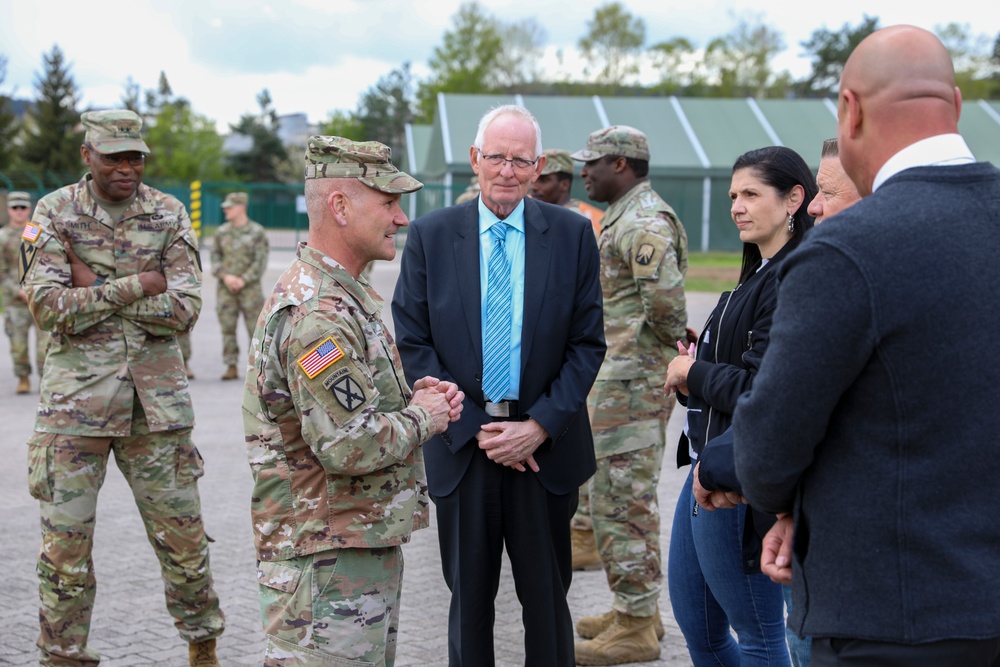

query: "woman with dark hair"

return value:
[664, 146, 817, 666]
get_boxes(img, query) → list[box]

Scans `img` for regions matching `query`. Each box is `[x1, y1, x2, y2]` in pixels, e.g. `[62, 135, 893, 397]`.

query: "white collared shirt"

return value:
[872, 134, 976, 193]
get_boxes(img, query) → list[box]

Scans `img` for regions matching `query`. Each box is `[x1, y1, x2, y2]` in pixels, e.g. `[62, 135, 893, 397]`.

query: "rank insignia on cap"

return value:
[21, 223, 42, 244]
[297, 336, 345, 379]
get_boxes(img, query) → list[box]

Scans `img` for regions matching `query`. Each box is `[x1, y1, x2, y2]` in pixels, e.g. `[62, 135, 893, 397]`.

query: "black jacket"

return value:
[677, 241, 796, 572]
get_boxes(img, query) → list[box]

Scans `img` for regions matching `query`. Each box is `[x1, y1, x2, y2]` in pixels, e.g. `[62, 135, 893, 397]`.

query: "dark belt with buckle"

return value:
[484, 400, 521, 420]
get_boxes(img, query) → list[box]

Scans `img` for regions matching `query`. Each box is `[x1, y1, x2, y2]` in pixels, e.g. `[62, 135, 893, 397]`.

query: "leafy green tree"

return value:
[649, 37, 708, 95]
[22, 45, 81, 179]
[799, 15, 879, 96]
[416, 2, 504, 120]
[120, 75, 141, 113]
[120, 72, 230, 183]
[356, 63, 416, 160]
[697, 18, 788, 98]
[936, 23, 999, 99]
[319, 110, 364, 140]
[578, 2, 646, 86]
[0, 55, 20, 171]
[493, 18, 547, 89]
[228, 89, 285, 183]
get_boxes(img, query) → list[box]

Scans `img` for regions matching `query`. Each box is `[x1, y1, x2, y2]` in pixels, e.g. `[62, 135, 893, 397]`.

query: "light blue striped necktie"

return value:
[482, 222, 512, 403]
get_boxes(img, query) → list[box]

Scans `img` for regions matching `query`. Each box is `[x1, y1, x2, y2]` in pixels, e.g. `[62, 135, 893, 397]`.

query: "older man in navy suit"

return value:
[392, 104, 606, 667]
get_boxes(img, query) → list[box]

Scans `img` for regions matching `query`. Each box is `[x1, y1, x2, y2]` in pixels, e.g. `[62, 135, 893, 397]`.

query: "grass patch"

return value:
[685, 251, 741, 293]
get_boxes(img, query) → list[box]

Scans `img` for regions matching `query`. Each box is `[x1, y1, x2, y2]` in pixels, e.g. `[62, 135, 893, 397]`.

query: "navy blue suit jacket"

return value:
[391, 197, 606, 497]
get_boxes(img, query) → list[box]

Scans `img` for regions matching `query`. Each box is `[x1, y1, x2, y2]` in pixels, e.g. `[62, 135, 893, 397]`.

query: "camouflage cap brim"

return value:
[89, 136, 151, 155]
[305, 162, 423, 194]
[570, 148, 604, 162]
[360, 171, 423, 194]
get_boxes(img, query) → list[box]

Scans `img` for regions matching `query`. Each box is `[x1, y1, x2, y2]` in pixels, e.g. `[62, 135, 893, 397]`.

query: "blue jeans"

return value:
[668, 467, 790, 666]
[782, 585, 812, 666]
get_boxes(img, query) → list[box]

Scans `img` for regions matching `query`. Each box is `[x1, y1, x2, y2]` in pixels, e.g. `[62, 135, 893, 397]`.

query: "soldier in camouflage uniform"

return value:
[569, 126, 689, 665]
[20, 110, 225, 667]
[1, 190, 46, 393]
[530, 148, 604, 237]
[212, 191, 268, 380]
[243, 135, 463, 667]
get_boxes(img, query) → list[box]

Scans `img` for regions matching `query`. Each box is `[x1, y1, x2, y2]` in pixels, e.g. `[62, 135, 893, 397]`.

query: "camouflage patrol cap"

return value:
[540, 149, 574, 176]
[81, 109, 150, 154]
[7, 191, 31, 207]
[571, 125, 650, 162]
[221, 192, 249, 208]
[304, 135, 423, 194]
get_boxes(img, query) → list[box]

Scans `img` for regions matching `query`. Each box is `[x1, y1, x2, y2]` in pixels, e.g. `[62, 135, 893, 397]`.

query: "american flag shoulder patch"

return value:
[297, 336, 345, 379]
[21, 223, 42, 244]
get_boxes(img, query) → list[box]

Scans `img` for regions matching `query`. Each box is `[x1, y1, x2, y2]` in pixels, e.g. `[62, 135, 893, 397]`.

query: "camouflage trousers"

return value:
[217, 283, 264, 366]
[257, 547, 404, 667]
[26, 404, 225, 666]
[574, 378, 674, 617]
[4, 303, 46, 378]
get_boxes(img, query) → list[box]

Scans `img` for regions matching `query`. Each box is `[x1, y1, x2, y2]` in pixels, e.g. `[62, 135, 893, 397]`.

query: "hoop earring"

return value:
[787, 214, 795, 233]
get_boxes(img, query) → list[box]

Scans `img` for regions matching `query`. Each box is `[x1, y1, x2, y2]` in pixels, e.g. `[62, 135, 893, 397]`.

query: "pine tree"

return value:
[228, 89, 285, 183]
[22, 45, 82, 179]
[0, 55, 20, 171]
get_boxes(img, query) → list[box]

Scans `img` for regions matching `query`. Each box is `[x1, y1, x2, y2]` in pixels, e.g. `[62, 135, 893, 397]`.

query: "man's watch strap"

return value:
[92, 274, 107, 287]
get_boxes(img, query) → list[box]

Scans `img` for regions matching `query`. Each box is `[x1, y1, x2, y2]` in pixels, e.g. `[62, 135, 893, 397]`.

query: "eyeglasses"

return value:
[10, 205, 28, 210]
[477, 149, 538, 171]
[87, 146, 145, 168]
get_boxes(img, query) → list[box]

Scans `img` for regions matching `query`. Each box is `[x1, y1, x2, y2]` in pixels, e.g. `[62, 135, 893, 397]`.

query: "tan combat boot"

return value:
[571, 528, 602, 571]
[574, 611, 660, 665]
[16, 376, 30, 394]
[577, 604, 665, 640]
[185, 364, 196, 380]
[220, 365, 238, 380]
[189, 638, 220, 667]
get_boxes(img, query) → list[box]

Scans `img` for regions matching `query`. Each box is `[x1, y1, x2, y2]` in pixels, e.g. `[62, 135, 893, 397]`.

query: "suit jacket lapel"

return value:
[521, 200, 551, 371]
[454, 206, 483, 363]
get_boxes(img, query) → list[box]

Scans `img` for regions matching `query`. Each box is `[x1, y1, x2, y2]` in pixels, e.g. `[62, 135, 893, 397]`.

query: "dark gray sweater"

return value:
[733, 162, 1000, 644]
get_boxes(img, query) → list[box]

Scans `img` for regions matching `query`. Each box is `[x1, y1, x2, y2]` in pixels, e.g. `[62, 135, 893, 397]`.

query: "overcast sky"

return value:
[1, 0, 996, 133]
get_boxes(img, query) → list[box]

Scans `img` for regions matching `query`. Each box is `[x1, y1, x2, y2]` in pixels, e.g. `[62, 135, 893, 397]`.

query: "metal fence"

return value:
[3, 175, 742, 252]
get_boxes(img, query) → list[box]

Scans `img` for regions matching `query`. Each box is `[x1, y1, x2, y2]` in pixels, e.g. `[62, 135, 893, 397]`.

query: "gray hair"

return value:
[473, 105, 543, 157]
[821, 138, 839, 158]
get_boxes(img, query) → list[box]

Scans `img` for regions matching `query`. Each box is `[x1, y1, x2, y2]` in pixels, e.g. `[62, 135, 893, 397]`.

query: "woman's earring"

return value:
[787, 214, 795, 233]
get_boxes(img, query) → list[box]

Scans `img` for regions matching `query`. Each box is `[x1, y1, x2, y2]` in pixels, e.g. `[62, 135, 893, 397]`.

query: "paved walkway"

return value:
[0, 248, 719, 666]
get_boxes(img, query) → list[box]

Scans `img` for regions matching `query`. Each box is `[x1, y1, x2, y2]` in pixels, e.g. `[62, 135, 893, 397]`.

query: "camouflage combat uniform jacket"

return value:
[597, 180, 688, 383]
[22, 176, 202, 436]
[243, 243, 432, 561]
[210, 219, 268, 284]
[0, 222, 27, 307]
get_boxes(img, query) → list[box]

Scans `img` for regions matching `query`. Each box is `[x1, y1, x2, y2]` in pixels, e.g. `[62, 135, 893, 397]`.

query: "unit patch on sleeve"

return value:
[297, 336, 345, 378]
[330, 375, 366, 412]
[631, 233, 669, 278]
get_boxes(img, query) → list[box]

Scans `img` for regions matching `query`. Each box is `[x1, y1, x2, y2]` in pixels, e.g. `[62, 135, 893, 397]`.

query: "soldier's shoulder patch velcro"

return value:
[19, 241, 40, 283]
[21, 223, 43, 244]
[297, 335, 345, 378]
[631, 233, 669, 278]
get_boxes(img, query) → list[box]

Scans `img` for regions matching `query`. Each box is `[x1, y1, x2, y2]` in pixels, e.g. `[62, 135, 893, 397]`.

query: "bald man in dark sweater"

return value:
[733, 25, 1000, 667]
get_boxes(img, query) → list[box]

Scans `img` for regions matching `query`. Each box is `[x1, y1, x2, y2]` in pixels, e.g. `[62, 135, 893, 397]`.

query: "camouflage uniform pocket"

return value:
[26, 432, 56, 502]
[176, 439, 206, 485]
[263, 634, 374, 666]
[258, 559, 303, 594]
